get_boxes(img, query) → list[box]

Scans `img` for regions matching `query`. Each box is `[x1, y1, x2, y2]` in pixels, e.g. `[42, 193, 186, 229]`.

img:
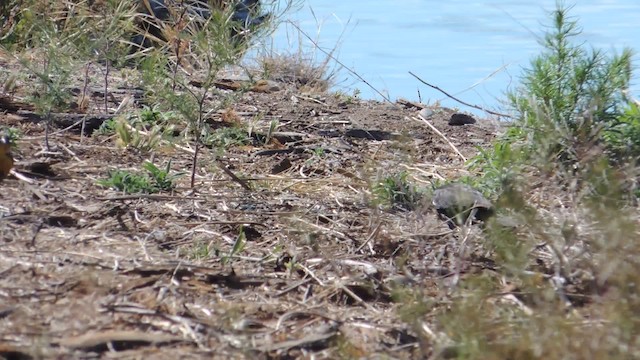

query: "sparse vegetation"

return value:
[201, 125, 251, 150]
[373, 170, 423, 210]
[98, 160, 182, 194]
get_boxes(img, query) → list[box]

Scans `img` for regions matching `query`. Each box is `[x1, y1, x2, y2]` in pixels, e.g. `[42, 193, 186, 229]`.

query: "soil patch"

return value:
[0, 63, 502, 358]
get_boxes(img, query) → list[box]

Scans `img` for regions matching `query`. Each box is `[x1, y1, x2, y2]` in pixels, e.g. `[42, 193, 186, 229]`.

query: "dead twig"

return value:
[411, 115, 466, 162]
[409, 71, 513, 118]
[216, 159, 251, 191]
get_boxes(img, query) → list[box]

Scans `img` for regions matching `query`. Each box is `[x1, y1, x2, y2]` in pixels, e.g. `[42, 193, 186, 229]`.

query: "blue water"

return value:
[265, 1, 640, 115]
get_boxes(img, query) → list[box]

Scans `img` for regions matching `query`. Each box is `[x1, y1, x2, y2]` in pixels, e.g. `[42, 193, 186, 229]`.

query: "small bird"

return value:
[432, 183, 493, 228]
[0, 135, 14, 180]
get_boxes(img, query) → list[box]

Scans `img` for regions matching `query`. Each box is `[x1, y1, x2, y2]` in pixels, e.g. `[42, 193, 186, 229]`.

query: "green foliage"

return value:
[137, 105, 177, 126]
[334, 89, 361, 105]
[143, 160, 183, 192]
[189, 241, 216, 261]
[0, 127, 20, 143]
[602, 101, 640, 161]
[96, 118, 117, 135]
[98, 160, 182, 194]
[113, 113, 176, 152]
[98, 169, 153, 194]
[466, 141, 522, 195]
[417, 6, 640, 358]
[506, 5, 633, 168]
[373, 171, 422, 210]
[222, 226, 247, 265]
[201, 125, 251, 149]
[470, 4, 636, 199]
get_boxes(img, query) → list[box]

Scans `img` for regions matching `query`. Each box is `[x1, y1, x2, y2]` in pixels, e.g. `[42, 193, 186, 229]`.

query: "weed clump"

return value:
[98, 161, 182, 194]
[373, 171, 422, 211]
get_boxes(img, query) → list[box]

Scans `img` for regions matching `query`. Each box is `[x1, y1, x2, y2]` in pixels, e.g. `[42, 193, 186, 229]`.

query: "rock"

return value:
[419, 108, 435, 118]
[344, 129, 394, 141]
[448, 113, 476, 126]
[271, 157, 292, 174]
[432, 183, 493, 228]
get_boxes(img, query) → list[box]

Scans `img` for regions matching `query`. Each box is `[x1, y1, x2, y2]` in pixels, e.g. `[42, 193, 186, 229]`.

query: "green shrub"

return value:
[506, 5, 633, 168]
[373, 171, 422, 211]
[603, 101, 640, 161]
[98, 161, 182, 194]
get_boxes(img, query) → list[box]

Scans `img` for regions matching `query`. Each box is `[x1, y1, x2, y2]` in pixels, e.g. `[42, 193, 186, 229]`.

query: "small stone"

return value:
[271, 157, 292, 174]
[448, 113, 476, 126]
[419, 108, 435, 118]
[432, 183, 493, 228]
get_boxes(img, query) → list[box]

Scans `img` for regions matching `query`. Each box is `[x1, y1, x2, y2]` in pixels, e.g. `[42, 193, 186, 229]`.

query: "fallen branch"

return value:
[409, 71, 513, 118]
[411, 115, 466, 162]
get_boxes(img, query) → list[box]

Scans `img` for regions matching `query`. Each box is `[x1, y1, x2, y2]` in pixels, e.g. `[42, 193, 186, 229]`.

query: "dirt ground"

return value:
[0, 61, 503, 359]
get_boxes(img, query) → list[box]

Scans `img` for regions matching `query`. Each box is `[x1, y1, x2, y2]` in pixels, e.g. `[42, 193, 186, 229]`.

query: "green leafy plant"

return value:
[114, 115, 175, 152]
[98, 160, 182, 194]
[95, 118, 118, 135]
[373, 171, 422, 210]
[137, 105, 178, 126]
[0, 127, 20, 143]
[97, 169, 154, 194]
[222, 226, 247, 265]
[602, 101, 640, 161]
[189, 241, 215, 261]
[143, 160, 183, 192]
[201, 125, 251, 149]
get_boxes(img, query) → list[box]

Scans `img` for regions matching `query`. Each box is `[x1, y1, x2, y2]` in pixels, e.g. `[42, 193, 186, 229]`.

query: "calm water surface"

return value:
[266, 0, 640, 114]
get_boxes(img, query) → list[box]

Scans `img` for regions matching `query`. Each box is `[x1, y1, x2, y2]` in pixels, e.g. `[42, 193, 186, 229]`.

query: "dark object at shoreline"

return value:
[432, 183, 493, 228]
[448, 113, 476, 126]
[133, 0, 270, 50]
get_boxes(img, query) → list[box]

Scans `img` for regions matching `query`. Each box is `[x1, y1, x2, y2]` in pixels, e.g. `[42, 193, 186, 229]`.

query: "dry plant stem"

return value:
[216, 159, 251, 191]
[287, 21, 393, 104]
[190, 137, 200, 188]
[104, 44, 110, 113]
[80, 63, 91, 142]
[355, 221, 382, 253]
[44, 111, 52, 150]
[409, 71, 512, 118]
[338, 283, 380, 314]
[412, 115, 466, 162]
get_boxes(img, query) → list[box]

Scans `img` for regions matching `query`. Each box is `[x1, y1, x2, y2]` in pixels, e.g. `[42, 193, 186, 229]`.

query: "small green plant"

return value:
[602, 101, 640, 161]
[139, 4, 248, 188]
[373, 171, 422, 210]
[97, 169, 154, 194]
[263, 119, 279, 145]
[312, 147, 325, 157]
[0, 127, 20, 143]
[189, 241, 215, 261]
[221, 226, 247, 265]
[114, 116, 174, 152]
[201, 125, 251, 149]
[98, 160, 182, 194]
[137, 105, 177, 126]
[143, 160, 183, 192]
[95, 118, 118, 135]
[335, 88, 360, 105]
